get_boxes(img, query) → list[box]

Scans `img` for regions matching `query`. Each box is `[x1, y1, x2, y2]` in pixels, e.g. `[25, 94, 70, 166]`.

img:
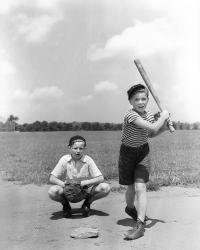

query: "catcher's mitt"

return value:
[63, 179, 88, 203]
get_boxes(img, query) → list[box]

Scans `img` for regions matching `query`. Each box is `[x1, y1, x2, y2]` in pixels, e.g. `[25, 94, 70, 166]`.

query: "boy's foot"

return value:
[124, 219, 145, 240]
[63, 201, 72, 218]
[125, 206, 149, 222]
[81, 199, 91, 217]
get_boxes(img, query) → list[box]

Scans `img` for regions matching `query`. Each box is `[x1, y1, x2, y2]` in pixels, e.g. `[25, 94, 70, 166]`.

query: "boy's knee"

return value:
[134, 182, 146, 194]
[98, 183, 111, 194]
[48, 185, 63, 199]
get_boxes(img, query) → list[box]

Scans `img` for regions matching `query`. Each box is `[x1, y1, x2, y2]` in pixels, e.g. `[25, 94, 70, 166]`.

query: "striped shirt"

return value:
[121, 109, 155, 147]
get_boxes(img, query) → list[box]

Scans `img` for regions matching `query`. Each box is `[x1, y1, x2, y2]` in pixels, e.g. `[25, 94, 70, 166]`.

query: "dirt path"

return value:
[0, 178, 200, 250]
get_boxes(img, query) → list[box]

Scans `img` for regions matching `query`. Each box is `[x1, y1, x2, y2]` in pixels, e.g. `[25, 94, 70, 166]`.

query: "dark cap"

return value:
[127, 84, 148, 100]
[68, 135, 86, 147]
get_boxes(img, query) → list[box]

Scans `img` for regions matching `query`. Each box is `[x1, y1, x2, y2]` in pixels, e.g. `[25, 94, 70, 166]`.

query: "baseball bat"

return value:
[134, 59, 175, 133]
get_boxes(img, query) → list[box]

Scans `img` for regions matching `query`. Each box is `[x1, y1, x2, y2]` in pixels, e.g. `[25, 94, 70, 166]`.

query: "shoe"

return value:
[63, 202, 72, 218]
[82, 199, 91, 217]
[124, 219, 145, 240]
[125, 206, 149, 222]
[125, 206, 137, 221]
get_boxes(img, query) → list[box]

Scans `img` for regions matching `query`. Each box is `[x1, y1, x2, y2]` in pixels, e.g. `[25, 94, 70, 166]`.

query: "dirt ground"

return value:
[1, 178, 200, 250]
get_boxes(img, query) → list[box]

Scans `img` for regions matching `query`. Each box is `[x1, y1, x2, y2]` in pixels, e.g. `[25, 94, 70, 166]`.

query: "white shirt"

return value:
[51, 154, 102, 180]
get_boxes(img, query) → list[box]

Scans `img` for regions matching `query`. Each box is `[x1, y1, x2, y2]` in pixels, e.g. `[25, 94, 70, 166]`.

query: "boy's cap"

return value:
[68, 135, 86, 146]
[127, 84, 148, 100]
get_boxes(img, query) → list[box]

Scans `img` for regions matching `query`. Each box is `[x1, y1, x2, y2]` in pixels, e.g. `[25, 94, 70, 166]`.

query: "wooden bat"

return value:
[134, 59, 175, 133]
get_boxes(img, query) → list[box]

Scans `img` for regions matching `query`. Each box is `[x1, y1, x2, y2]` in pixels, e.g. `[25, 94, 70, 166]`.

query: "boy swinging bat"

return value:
[118, 59, 174, 240]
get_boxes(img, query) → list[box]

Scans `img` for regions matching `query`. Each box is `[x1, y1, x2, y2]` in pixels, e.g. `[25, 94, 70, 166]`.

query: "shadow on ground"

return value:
[50, 208, 109, 220]
[117, 217, 165, 229]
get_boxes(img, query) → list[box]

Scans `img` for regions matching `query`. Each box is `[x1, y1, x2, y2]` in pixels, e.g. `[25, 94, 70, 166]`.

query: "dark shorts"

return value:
[118, 143, 151, 185]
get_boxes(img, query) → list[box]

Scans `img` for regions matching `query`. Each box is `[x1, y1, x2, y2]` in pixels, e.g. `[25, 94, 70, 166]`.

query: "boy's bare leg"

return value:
[48, 185, 66, 204]
[134, 182, 147, 222]
[48, 185, 72, 217]
[126, 184, 135, 208]
[81, 183, 110, 217]
[89, 183, 110, 203]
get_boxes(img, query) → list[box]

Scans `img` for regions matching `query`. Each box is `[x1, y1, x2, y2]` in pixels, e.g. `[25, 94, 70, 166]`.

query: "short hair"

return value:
[127, 84, 149, 100]
[68, 135, 86, 147]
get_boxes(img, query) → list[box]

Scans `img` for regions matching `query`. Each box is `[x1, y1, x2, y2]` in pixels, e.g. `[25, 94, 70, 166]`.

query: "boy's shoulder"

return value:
[81, 154, 94, 163]
[124, 109, 141, 117]
[59, 154, 72, 162]
[125, 109, 136, 115]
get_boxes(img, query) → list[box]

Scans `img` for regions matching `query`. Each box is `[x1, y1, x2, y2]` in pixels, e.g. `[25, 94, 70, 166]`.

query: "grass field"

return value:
[0, 130, 200, 190]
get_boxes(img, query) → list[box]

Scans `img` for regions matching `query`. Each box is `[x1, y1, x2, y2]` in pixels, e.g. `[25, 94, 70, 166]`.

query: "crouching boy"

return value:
[48, 135, 110, 218]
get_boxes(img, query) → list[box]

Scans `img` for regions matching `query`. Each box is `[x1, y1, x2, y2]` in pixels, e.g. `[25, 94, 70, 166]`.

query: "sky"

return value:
[0, 0, 200, 123]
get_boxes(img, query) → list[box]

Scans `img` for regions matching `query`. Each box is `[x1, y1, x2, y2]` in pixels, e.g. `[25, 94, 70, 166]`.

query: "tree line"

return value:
[12, 120, 200, 131]
[16, 121, 122, 131]
[1, 115, 200, 132]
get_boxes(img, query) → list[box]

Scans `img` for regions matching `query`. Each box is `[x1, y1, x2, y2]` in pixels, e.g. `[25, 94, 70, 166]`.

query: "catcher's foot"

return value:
[81, 199, 91, 217]
[124, 219, 145, 240]
[63, 202, 72, 218]
[125, 206, 149, 222]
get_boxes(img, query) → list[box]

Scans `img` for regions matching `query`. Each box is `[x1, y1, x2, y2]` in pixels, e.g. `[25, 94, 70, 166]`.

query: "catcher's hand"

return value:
[63, 179, 88, 203]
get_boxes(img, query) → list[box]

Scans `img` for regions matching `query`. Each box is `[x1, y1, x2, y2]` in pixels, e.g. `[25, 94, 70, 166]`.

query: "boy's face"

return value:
[69, 141, 85, 160]
[129, 91, 149, 114]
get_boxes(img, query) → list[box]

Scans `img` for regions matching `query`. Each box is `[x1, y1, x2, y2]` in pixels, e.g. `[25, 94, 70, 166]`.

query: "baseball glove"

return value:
[63, 179, 88, 203]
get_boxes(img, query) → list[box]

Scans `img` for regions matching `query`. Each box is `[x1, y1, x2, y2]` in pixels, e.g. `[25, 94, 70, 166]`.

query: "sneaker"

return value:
[63, 202, 72, 218]
[125, 206, 149, 222]
[125, 206, 137, 221]
[81, 199, 91, 217]
[124, 219, 145, 240]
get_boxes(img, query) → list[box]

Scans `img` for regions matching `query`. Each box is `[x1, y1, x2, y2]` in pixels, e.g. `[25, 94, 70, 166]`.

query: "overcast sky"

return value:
[0, 0, 200, 123]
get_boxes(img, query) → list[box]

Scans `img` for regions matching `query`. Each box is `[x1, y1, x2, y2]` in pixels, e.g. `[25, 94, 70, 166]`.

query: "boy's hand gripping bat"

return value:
[134, 59, 175, 133]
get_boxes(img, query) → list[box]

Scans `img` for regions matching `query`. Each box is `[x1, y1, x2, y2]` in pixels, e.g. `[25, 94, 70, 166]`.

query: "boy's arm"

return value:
[80, 175, 104, 187]
[49, 174, 65, 188]
[134, 110, 170, 134]
[148, 120, 168, 138]
[80, 156, 104, 187]
[49, 155, 67, 188]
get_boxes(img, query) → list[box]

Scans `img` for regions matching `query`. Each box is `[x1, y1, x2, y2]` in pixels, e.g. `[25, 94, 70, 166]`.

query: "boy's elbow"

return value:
[99, 175, 104, 182]
[49, 174, 54, 183]
[148, 126, 157, 136]
[148, 128, 154, 137]
[151, 124, 160, 134]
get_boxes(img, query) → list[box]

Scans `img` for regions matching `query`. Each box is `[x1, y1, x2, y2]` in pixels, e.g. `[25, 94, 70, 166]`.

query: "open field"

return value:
[0, 130, 200, 189]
